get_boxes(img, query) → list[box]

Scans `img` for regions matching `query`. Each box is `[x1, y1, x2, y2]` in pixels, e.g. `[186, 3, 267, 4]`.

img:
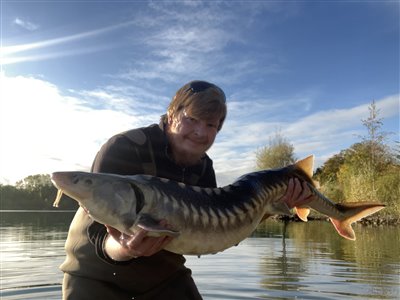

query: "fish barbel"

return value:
[51, 155, 385, 255]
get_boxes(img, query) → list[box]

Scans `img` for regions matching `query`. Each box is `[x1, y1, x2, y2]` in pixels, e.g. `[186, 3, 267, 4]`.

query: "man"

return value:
[61, 80, 312, 299]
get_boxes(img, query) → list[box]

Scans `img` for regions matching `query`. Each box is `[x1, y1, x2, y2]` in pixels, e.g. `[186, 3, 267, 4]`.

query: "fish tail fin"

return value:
[294, 207, 310, 222]
[329, 218, 356, 240]
[329, 203, 386, 240]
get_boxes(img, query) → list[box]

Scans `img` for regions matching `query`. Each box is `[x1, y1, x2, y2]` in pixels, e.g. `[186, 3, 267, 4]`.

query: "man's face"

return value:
[168, 110, 220, 160]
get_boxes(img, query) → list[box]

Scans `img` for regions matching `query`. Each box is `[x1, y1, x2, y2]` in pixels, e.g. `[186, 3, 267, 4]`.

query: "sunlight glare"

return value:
[0, 73, 135, 184]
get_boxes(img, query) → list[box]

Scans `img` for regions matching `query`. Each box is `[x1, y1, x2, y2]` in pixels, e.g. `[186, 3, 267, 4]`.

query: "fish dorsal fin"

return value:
[295, 155, 314, 178]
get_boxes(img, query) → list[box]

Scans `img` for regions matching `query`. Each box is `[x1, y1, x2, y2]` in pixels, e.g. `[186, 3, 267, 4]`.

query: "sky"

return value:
[0, 0, 399, 186]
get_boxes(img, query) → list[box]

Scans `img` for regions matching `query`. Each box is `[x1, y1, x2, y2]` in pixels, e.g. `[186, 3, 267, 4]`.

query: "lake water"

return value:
[0, 211, 399, 299]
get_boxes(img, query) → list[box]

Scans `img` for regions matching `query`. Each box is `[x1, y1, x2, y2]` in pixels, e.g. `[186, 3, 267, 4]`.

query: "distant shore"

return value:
[276, 215, 400, 226]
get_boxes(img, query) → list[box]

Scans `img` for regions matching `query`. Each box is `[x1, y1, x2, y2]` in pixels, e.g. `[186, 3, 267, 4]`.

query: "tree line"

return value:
[0, 174, 78, 210]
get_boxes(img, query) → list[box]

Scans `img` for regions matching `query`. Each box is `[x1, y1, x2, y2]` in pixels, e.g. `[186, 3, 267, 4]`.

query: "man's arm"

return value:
[281, 178, 314, 209]
[105, 225, 173, 261]
[90, 134, 173, 261]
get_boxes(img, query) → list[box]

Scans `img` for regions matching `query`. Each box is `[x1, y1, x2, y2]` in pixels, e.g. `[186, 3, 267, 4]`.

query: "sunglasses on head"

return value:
[185, 81, 226, 101]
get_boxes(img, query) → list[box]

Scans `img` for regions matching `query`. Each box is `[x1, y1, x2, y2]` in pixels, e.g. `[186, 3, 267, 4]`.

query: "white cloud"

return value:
[117, 2, 260, 84]
[14, 18, 39, 31]
[123, 24, 238, 82]
[0, 73, 141, 184]
[149, 26, 235, 53]
[285, 95, 399, 139]
[6, 20, 135, 55]
[1, 44, 115, 65]
[2, 20, 135, 65]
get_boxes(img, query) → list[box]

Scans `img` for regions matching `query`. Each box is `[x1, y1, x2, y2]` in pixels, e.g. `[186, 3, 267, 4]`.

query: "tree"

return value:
[359, 100, 390, 145]
[394, 141, 400, 164]
[255, 130, 296, 170]
[16, 174, 54, 202]
[313, 99, 399, 210]
[314, 151, 345, 184]
[1, 174, 78, 210]
[355, 100, 394, 195]
[16, 174, 52, 191]
[314, 151, 347, 202]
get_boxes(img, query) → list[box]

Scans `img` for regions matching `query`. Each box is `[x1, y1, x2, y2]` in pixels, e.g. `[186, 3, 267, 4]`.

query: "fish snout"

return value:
[51, 172, 66, 189]
[51, 172, 92, 190]
[51, 172, 95, 209]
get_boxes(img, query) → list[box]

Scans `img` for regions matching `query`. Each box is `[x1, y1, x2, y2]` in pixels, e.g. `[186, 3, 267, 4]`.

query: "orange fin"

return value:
[294, 207, 310, 222]
[295, 155, 314, 178]
[329, 203, 385, 241]
[330, 218, 355, 240]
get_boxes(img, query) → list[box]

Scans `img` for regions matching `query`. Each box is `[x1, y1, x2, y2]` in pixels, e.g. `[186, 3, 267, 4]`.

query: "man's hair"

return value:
[165, 80, 227, 131]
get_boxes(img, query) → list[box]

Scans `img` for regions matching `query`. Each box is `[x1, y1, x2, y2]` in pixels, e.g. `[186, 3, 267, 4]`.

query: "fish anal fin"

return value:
[294, 207, 310, 222]
[295, 155, 314, 178]
[137, 214, 180, 237]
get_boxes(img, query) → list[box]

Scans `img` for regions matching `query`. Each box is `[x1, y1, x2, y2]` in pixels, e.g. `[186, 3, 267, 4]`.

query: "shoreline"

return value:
[276, 215, 400, 226]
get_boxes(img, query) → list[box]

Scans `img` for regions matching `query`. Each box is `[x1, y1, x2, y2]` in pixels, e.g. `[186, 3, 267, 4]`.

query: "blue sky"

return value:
[1, 0, 399, 186]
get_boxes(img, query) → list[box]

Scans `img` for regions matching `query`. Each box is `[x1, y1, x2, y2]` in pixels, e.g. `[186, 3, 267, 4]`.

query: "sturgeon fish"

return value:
[51, 155, 385, 255]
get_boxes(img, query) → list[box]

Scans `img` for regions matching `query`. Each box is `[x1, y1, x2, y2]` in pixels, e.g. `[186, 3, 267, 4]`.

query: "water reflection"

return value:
[0, 211, 75, 299]
[254, 220, 399, 299]
[1, 211, 399, 300]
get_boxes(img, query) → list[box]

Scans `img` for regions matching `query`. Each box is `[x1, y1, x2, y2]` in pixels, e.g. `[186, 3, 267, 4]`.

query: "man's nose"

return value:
[194, 122, 207, 137]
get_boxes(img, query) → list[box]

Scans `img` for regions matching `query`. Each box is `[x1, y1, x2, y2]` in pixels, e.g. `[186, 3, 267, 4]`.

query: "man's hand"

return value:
[281, 178, 314, 209]
[104, 222, 173, 261]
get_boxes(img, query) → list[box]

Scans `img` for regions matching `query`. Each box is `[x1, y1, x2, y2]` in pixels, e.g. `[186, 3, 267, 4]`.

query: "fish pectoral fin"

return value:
[294, 207, 310, 222]
[137, 214, 180, 238]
